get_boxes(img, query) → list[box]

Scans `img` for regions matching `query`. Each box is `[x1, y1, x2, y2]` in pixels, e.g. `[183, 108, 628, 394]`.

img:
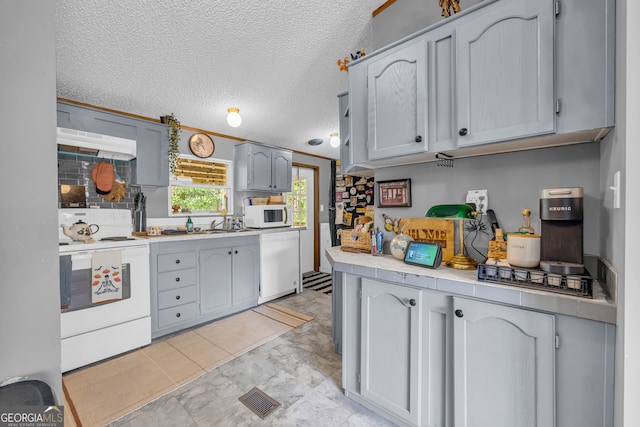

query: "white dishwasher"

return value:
[259, 230, 300, 304]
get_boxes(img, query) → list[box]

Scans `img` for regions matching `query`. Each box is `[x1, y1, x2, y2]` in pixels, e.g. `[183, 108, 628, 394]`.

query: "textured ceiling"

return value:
[55, 0, 383, 159]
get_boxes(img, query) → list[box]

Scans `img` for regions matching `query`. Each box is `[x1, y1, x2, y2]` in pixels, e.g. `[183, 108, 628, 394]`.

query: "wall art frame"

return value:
[376, 179, 412, 208]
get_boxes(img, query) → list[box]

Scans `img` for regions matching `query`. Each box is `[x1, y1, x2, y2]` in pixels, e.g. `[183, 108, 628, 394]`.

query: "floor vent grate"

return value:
[238, 387, 281, 419]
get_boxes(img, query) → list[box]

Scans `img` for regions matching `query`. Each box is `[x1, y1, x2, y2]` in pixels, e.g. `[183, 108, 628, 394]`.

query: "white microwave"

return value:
[244, 205, 292, 228]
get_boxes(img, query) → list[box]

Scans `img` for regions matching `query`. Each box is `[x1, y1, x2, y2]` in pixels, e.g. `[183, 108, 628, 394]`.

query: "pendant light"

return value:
[227, 108, 242, 127]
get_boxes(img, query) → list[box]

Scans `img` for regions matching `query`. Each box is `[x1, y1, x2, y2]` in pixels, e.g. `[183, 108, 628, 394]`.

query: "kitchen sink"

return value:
[202, 229, 250, 233]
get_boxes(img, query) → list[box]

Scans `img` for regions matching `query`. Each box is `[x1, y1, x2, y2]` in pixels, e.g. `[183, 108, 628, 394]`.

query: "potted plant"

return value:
[163, 113, 181, 178]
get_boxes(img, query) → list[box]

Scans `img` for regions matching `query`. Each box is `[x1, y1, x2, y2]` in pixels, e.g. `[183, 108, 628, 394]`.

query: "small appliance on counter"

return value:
[539, 187, 584, 275]
[244, 204, 292, 228]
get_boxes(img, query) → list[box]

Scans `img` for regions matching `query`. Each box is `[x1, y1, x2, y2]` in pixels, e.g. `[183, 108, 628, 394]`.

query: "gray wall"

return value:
[374, 143, 601, 259]
[0, 1, 62, 402]
[621, 2, 640, 424]
[143, 128, 332, 223]
[372, 0, 483, 50]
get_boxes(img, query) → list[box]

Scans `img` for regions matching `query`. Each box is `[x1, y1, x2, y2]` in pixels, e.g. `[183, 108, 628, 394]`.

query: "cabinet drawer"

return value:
[157, 251, 196, 272]
[158, 268, 196, 291]
[158, 302, 197, 329]
[158, 285, 197, 310]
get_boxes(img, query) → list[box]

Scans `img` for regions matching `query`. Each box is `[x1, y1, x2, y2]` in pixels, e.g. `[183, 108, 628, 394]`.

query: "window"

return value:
[286, 175, 307, 226]
[170, 155, 232, 215]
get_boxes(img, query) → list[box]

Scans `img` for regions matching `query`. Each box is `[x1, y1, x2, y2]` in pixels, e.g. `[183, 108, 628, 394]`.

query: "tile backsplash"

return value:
[57, 153, 139, 209]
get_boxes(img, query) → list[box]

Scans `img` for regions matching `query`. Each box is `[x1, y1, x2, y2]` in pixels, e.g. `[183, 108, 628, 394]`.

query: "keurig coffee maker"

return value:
[539, 187, 584, 275]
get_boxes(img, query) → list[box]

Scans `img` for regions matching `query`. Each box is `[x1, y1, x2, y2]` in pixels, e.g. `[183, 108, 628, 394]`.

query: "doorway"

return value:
[288, 164, 319, 273]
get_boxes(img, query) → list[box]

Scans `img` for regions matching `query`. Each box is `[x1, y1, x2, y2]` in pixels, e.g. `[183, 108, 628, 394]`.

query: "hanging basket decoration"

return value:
[161, 113, 181, 178]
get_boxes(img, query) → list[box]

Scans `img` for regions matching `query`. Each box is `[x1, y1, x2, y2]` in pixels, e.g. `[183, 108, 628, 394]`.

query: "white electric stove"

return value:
[58, 209, 151, 372]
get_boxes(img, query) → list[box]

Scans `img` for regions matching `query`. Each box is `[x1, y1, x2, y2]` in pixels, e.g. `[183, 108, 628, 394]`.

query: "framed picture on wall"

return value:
[376, 179, 412, 208]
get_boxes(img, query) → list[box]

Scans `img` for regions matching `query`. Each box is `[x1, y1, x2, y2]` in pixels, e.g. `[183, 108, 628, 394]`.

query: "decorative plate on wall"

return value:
[188, 133, 215, 158]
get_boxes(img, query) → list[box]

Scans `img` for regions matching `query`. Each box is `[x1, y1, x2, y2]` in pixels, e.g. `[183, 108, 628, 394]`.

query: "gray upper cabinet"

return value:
[234, 142, 292, 193]
[56, 101, 169, 186]
[338, 92, 352, 171]
[452, 296, 556, 427]
[455, 0, 555, 147]
[344, 0, 614, 167]
[367, 39, 429, 160]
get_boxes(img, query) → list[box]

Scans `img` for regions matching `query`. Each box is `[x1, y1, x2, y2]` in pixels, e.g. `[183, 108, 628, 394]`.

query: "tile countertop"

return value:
[326, 246, 617, 325]
[137, 226, 302, 243]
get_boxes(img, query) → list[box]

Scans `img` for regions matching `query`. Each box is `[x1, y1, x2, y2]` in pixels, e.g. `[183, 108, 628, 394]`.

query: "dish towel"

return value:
[91, 250, 123, 304]
[59, 255, 72, 309]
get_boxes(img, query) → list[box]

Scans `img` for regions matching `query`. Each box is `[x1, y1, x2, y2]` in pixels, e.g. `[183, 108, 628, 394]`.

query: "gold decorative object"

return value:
[440, 0, 462, 18]
[446, 217, 478, 270]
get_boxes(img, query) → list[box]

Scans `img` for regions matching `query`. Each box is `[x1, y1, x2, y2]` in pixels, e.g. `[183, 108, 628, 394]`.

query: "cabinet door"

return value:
[456, 0, 555, 147]
[134, 123, 169, 186]
[271, 149, 292, 192]
[368, 38, 429, 160]
[199, 247, 232, 316]
[248, 145, 272, 191]
[338, 93, 351, 171]
[360, 278, 421, 425]
[428, 27, 457, 154]
[452, 297, 555, 427]
[231, 244, 259, 307]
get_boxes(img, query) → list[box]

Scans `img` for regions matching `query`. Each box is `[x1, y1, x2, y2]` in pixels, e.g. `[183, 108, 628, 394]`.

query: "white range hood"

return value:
[57, 127, 137, 160]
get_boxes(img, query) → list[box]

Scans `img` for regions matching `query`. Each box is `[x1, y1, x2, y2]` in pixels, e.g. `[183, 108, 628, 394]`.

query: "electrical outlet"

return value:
[466, 189, 488, 213]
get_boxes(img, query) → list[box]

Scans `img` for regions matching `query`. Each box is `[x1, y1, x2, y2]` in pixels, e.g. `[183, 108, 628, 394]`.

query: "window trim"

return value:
[167, 154, 233, 217]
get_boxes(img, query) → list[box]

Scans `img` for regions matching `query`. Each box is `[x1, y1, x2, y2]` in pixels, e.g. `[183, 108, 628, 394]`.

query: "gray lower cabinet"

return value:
[199, 243, 259, 317]
[56, 100, 169, 186]
[345, 276, 448, 427]
[342, 274, 615, 427]
[452, 296, 555, 427]
[360, 279, 422, 425]
[150, 236, 260, 339]
[234, 142, 292, 193]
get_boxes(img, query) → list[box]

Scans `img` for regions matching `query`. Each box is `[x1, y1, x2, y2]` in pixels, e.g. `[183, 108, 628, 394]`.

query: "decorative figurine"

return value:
[440, 0, 462, 17]
[337, 49, 365, 72]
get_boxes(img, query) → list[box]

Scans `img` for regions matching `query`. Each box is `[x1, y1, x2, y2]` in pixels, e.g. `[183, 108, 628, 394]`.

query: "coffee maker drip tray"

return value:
[540, 260, 584, 275]
[477, 264, 593, 298]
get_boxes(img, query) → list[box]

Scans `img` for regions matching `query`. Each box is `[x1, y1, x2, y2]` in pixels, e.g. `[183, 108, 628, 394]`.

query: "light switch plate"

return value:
[466, 189, 488, 213]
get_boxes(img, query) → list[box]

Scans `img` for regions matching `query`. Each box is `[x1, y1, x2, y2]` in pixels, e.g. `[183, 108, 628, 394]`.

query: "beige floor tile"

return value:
[267, 302, 315, 321]
[63, 350, 149, 392]
[168, 333, 234, 370]
[143, 342, 205, 384]
[67, 301, 315, 426]
[253, 305, 308, 327]
[71, 363, 175, 427]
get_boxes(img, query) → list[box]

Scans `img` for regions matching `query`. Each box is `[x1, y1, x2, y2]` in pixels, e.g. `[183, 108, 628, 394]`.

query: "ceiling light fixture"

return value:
[329, 132, 340, 148]
[226, 107, 242, 127]
[308, 138, 324, 146]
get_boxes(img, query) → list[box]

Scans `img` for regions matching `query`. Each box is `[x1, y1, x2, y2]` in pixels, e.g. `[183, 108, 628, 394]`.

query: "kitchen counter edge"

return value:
[326, 246, 617, 324]
[141, 226, 303, 243]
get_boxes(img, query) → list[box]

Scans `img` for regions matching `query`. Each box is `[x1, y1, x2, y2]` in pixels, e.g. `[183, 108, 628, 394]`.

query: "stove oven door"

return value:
[60, 244, 150, 372]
